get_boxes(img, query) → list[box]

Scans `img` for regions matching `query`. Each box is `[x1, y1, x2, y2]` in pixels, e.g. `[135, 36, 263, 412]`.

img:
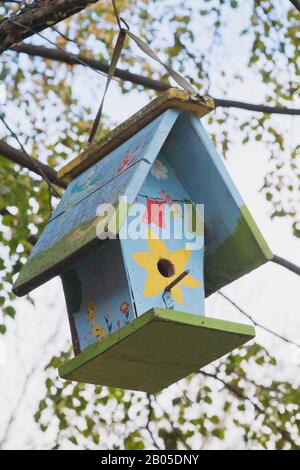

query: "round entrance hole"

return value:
[157, 258, 175, 278]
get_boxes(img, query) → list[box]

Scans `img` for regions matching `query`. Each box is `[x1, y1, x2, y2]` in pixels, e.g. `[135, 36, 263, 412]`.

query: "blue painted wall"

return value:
[162, 112, 244, 255]
[61, 241, 135, 352]
[120, 153, 205, 317]
[41, 109, 270, 355]
[29, 110, 181, 259]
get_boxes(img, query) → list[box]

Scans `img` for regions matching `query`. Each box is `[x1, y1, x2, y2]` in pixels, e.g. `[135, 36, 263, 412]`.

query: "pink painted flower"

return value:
[120, 301, 129, 315]
[118, 153, 134, 173]
[159, 190, 174, 204]
[143, 198, 167, 228]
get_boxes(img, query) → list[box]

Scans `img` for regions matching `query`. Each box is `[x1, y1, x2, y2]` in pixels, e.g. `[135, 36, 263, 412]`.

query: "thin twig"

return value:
[9, 19, 109, 80]
[10, 42, 300, 117]
[145, 394, 161, 450]
[218, 291, 300, 348]
[0, 114, 60, 197]
[50, 25, 77, 44]
[0, 319, 62, 448]
[272, 254, 300, 277]
[199, 370, 262, 413]
[0, 139, 65, 188]
[199, 369, 298, 448]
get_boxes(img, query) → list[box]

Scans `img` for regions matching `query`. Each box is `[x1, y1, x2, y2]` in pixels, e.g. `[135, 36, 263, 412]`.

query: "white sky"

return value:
[0, 1, 299, 449]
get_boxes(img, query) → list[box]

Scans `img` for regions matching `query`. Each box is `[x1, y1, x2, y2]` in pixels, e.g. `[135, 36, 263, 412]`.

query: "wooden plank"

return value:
[14, 106, 272, 300]
[13, 162, 148, 296]
[62, 241, 135, 353]
[59, 308, 255, 393]
[50, 110, 180, 220]
[13, 111, 181, 296]
[120, 153, 205, 317]
[57, 89, 214, 184]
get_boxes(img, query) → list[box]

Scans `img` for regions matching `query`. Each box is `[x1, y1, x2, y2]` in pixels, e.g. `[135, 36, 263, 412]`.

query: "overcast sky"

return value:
[0, 1, 299, 449]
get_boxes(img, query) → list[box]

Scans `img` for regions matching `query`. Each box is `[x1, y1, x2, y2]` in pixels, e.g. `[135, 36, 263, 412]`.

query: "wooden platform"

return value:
[59, 308, 255, 393]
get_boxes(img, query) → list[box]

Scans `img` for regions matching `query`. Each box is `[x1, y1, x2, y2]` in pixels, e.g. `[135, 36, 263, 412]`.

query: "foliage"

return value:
[0, 0, 299, 449]
[35, 344, 300, 450]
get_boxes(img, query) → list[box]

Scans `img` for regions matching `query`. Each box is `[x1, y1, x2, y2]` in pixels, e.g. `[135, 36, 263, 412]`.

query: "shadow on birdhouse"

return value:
[13, 89, 272, 393]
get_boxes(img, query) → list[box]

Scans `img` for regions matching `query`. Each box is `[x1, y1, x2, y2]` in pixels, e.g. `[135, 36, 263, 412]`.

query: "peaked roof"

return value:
[57, 88, 214, 184]
[13, 109, 182, 296]
[13, 98, 272, 297]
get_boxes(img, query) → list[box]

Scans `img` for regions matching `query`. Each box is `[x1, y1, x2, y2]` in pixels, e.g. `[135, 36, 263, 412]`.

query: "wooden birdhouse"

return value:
[13, 89, 272, 393]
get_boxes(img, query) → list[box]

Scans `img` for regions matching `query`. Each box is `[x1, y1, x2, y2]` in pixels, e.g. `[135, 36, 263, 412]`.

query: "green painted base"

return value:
[59, 309, 255, 393]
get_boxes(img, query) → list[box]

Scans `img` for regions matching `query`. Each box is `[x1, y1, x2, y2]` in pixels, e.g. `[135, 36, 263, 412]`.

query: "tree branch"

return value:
[0, 140, 66, 188]
[272, 254, 300, 276]
[198, 370, 298, 448]
[0, 319, 63, 449]
[214, 98, 300, 116]
[218, 291, 300, 348]
[0, 114, 62, 196]
[145, 394, 161, 450]
[199, 370, 261, 413]
[0, 0, 100, 53]
[11, 42, 300, 116]
[12, 42, 166, 93]
[289, 0, 300, 12]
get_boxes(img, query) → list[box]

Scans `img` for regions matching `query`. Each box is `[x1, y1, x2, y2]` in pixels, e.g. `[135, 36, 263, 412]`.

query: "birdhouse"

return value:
[13, 89, 272, 393]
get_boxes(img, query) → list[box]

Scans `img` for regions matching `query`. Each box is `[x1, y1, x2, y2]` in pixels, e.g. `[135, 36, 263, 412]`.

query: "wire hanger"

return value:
[88, 0, 199, 145]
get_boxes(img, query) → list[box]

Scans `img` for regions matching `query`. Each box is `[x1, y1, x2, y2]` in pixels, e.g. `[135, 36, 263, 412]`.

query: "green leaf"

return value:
[210, 415, 220, 425]
[212, 428, 225, 440]
[69, 436, 78, 446]
[4, 306, 15, 318]
[0, 186, 10, 195]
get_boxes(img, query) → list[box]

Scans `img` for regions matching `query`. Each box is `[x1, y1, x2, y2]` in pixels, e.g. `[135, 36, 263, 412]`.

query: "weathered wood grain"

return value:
[57, 89, 214, 183]
[13, 111, 181, 295]
[162, 112, 272, 295]
[14, 107, 272, 299]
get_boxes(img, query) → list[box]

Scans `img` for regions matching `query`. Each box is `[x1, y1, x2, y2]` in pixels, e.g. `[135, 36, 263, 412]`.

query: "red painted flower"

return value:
[120, 301, 130, 315]
[118, 153, 135, 173]
[143, 198, 166, 228]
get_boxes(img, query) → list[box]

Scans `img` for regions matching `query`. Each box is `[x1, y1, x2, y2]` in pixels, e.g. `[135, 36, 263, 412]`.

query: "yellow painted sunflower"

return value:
[132, 231, 201, 305]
